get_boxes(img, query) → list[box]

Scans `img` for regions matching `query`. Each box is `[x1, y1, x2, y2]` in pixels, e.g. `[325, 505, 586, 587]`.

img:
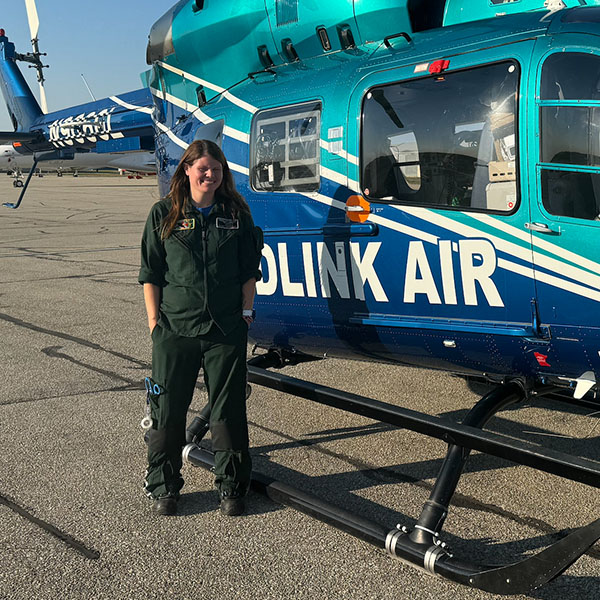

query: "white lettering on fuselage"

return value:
[48, 107, 115, 143]
[258, 241, 388, 302]
[257, 239, 504, 307]
[403, 239, 504, 307]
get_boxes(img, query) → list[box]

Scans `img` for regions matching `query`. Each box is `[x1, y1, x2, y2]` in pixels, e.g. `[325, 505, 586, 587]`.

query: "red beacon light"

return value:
[429, 59, 450, 74]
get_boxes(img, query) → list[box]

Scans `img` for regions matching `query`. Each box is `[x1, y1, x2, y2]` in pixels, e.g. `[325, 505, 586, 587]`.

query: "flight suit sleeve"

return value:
[238, 211, 263, 283]
[139, 203, 167, 287]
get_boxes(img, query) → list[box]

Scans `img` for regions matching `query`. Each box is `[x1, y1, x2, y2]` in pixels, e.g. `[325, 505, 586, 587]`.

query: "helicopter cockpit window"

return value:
[251, 101, 321, 193]
[361, 61, 519, 212]
[540, 52, 600, 221]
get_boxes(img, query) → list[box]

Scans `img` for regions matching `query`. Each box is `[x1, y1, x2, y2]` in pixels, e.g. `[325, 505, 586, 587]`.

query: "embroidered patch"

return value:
[216, 217, 239, 230]
[174, 218, 195, 231]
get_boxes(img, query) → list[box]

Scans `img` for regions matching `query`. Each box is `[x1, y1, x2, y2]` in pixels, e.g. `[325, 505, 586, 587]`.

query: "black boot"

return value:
[153, 494, 178, 516]
[220, 490, 245, 516]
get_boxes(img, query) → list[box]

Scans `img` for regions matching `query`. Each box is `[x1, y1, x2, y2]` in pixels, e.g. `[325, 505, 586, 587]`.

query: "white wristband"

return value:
[242, 309, 255, 318]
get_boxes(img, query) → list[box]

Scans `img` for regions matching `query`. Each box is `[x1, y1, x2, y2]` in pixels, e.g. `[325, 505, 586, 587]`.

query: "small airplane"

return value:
[141, 0, 600, 592]
[0, 0, 156, 207]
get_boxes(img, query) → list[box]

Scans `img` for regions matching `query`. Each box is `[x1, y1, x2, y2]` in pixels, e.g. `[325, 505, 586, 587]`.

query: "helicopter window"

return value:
[361, 61, 519, 212]
[540, 52, 600, 221]
[541, 106, 600, 167]
[541, 169, 600, 221]
[251, 101, 321, 192]
[541, 53, 600, 100]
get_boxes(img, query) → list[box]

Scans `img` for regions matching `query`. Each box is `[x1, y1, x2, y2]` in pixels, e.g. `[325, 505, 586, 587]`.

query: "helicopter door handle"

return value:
[525, 222, 561, 234]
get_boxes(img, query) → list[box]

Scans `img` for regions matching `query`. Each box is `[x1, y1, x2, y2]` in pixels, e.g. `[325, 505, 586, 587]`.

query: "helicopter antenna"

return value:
[80, 73, 97, 101]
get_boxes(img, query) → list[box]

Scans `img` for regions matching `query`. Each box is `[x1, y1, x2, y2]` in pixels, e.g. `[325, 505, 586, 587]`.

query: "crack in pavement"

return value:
[0, 312, 147, 368]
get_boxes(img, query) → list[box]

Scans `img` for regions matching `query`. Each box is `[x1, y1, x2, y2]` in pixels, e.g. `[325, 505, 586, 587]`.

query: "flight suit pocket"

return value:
[165, 231, 197, 284]
[215, 229, 239, 281]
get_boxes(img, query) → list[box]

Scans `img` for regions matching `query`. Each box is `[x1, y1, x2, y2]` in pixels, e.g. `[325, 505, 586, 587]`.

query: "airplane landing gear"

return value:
[12, 179, 23, 188]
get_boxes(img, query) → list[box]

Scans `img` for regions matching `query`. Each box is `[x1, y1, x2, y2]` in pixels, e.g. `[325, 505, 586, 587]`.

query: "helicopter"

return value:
[0, 0, 156, 207]
[144, 0, 600, 594]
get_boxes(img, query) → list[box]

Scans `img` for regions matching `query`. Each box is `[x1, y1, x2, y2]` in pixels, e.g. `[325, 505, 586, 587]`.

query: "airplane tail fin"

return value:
[0, 30, 43, 133]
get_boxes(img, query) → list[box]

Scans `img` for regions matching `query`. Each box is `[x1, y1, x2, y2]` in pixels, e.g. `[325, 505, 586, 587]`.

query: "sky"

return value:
[0, 0, 172, 131]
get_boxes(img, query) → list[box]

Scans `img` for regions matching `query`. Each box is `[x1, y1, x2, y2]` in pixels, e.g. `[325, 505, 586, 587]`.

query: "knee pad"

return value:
[211, 419, 249, 452]
[146, 427, 183, 454]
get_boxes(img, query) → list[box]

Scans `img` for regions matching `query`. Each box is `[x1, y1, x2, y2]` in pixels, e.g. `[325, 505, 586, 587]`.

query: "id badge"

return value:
[216, 217, 239, 230]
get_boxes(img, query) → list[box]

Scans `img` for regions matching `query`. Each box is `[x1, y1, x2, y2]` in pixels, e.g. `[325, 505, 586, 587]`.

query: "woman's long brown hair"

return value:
[161, 139, 250, 239]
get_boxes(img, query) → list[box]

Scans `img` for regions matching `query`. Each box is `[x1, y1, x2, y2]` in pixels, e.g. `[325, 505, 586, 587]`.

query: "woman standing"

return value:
[139, 140, 263, 516]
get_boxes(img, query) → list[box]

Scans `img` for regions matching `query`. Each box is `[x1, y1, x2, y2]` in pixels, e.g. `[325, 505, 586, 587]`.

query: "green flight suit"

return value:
[139, 196, 263, 499]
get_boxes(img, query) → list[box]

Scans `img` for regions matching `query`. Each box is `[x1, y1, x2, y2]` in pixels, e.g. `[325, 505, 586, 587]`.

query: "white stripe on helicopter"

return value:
[153, 119, 248, 175]
[149, 87, 249, 144]
[474, 212, 600, 283]
[153, 61, 363, 168]
[319, 140, 359, 166]
[108, 95, 153, 114]
[157, 60, 259, 115]
[397, 206, 600, 297]
[149, 86, 600, 303]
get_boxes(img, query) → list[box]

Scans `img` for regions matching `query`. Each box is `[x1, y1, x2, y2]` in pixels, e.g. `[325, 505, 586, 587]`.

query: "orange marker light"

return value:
[345, 195, 371, 223]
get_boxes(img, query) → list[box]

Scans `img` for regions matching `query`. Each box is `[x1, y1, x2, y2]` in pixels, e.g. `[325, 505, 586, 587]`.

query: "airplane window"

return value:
[251, 101, 321, 192]
[361, 61, 519, 212]
[540, 52, 600, 221]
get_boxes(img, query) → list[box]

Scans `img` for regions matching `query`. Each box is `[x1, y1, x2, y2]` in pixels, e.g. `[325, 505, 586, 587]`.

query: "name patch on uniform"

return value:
[216, 217, 239, 230]
[174, 218, 195, 231]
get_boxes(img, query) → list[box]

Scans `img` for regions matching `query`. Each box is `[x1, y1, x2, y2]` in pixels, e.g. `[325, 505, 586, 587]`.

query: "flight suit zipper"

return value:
[201, 216, 214, 323]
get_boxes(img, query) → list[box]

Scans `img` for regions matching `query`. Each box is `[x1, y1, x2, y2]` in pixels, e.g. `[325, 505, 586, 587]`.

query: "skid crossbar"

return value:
[248, 366, 600, 489]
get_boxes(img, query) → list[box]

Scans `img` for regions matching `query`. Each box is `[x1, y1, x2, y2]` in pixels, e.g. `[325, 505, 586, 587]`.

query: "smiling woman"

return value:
[139, 139, 263, 517]
[185, 154, 223, 206]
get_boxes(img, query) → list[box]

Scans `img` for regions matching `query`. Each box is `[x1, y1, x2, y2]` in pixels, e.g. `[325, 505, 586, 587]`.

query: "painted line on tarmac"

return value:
[0, 492, 100, 560]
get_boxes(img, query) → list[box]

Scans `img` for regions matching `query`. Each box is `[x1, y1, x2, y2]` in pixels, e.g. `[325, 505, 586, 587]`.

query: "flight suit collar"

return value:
[184, 197, 233, 220]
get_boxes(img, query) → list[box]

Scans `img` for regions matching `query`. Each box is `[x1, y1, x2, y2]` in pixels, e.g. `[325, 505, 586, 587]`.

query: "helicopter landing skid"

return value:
[182, 359, 600, 594]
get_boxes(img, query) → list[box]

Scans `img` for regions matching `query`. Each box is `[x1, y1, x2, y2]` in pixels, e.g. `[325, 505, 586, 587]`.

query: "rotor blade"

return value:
[38, 81, 47, 113]
[24, 0, 40, 40]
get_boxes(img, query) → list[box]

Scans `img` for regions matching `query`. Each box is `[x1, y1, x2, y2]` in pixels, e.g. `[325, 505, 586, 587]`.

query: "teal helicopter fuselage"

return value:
[146, 0, 600, 394]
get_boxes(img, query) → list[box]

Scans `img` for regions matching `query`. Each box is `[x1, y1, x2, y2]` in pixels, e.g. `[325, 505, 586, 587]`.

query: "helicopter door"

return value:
[349, 51, 539, 352]
[530, 48, 600, 349]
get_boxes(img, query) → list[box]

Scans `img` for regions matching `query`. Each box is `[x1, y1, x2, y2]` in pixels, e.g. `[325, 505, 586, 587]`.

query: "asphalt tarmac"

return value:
[1, 175, 599, 600]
